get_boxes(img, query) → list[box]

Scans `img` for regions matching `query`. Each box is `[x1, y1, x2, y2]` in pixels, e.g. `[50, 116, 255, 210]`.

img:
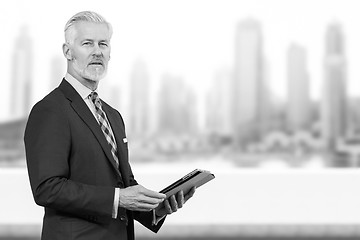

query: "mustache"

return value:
[88, 58, 104, 66]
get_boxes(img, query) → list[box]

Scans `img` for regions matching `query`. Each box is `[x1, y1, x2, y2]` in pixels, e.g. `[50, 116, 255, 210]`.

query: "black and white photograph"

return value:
[1, 0, 360, 239]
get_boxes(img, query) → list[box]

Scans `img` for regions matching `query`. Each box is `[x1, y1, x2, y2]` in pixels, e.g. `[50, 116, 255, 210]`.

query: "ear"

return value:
[62, 43, 72, 61]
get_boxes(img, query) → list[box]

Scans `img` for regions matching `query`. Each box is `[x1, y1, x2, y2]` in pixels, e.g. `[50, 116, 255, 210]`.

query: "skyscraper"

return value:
[232, 19, 267, 143]
[129, 59, 151, 138]
[50, 55, 66, 90]
[158, 74, 197, 135]
[321, 23, 347, 149]
[287, 43, 311, 132]
[206, 68, 233, 135]
[10, 26, 33, 119]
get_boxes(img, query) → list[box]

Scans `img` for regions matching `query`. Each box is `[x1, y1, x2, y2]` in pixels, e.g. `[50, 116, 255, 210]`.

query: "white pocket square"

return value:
[123, 138, 128, 143]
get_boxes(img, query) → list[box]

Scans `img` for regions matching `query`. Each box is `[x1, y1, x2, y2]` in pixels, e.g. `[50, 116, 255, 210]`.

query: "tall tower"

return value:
[10, 26, 33, 119]
[286, 43, 311, 132]
[321, 23, 347, 149]
[50, 55, 66, 90]
[206, 68, 233, 135]
[232, 19, 266, 144]
[158, 74, 197, 135]
[129, 59, 151, 138]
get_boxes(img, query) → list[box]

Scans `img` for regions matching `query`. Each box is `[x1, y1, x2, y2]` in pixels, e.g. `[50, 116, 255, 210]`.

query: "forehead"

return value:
[73, 21, 111, 41]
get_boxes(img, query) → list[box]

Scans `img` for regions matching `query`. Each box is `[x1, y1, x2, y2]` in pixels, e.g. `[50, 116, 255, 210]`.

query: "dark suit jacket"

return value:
[24, 79, 165, 240]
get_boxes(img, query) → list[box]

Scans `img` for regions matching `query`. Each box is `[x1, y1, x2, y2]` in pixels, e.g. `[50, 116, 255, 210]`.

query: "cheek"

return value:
[103, 49, 111, 59]
[74, 56, 89, 68]
[73, 49, 90, 62]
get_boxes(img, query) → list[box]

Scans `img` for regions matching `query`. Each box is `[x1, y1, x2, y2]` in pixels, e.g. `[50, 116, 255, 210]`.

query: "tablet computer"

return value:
[159, 169, 215, 198]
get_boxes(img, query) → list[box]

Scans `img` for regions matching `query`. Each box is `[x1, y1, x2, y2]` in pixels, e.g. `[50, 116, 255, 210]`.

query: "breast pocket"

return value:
[118, 137, 129, 160]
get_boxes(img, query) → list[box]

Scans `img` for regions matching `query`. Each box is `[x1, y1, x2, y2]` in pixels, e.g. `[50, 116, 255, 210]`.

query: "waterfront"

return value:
[2, 160, 360, 239]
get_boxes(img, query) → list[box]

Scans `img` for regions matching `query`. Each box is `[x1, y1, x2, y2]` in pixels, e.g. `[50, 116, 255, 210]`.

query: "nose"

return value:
[92, 44, 103, 57]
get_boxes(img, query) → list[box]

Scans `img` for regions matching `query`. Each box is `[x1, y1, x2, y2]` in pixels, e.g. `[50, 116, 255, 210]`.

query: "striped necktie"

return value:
[89, 92, 119, 168]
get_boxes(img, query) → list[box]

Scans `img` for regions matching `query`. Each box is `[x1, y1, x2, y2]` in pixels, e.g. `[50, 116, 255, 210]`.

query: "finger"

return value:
[164, 199, 172, 214]
[184, 187, 196, 203]
[139, 195, 164, 205]
[169, 195, 178, 212]
[141, 188, 166, 200]
[177, 190, 184, 208]
[136, 202, 160, 211]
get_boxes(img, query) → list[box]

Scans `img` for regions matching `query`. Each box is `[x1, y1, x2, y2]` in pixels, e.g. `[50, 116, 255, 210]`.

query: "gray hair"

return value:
[64, 11, 113, 44]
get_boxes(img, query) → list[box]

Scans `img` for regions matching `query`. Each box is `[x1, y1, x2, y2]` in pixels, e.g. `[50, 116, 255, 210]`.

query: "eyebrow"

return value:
[81, 39, 109, 43]
[81, 39, 94, 43]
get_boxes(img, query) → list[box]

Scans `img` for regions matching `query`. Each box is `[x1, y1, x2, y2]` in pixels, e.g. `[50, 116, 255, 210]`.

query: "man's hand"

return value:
[155, 187, 196, 217]
[119, 185, 166, 211]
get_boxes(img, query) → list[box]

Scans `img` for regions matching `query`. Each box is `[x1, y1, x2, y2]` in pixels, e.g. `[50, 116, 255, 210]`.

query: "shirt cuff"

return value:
[112, 188, 120, 219]
[152, 209, 166, 225]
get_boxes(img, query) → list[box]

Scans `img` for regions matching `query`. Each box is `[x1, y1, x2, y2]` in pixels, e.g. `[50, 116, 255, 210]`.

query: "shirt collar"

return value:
[65, 72, 98, 100]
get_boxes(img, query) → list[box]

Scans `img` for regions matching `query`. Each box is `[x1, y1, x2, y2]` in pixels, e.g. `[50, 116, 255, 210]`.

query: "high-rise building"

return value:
[50, 55, 66, 90]
[232, 19, 268, 143]
[348, 98, 360, 136]
[101, 82, 121, 113]
[321, 23, 347, 149]
[286, 43, 311, 132]
[128, 60, 151, 138]
[157, 74, 197, 135]
[206, 68, 233, 135]
[10, 26, 33, 119]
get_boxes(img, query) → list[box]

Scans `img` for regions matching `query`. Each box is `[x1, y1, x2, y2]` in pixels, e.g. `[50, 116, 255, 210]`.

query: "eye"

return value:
[82, 41, 92, 46]
[100, 42, 108, 47]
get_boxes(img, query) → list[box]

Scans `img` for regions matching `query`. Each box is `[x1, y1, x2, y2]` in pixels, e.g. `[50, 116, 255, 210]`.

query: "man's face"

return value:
[68, 21, 111, 83]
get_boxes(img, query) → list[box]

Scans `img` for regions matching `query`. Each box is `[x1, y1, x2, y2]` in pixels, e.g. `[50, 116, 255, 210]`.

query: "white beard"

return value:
[72, 59, 107, 82]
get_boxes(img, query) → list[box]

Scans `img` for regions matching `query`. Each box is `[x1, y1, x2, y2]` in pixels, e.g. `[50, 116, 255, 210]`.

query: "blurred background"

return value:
[2, 0, 360, 239]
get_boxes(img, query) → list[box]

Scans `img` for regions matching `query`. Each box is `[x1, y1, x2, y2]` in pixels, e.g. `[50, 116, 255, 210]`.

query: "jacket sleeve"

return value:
[24, 99, 114, 219]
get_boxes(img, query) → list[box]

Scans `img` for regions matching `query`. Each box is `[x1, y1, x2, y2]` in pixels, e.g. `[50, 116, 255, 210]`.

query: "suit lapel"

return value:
[58, 79, 123, 179]
[103, 104, 130, 186]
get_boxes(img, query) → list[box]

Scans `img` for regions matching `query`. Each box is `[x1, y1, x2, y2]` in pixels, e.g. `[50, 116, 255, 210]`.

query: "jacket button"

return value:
[120, 216, 128, 225]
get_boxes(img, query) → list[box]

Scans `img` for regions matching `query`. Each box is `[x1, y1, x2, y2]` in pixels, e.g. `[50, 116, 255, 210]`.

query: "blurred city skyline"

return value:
[3, 0, 360, 123]
[3, 12, 357, 127]
[3, 0, 360, 168]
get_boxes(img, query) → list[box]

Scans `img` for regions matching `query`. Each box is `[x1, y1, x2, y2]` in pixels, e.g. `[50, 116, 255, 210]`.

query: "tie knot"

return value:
[89, 91, 101, 107]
